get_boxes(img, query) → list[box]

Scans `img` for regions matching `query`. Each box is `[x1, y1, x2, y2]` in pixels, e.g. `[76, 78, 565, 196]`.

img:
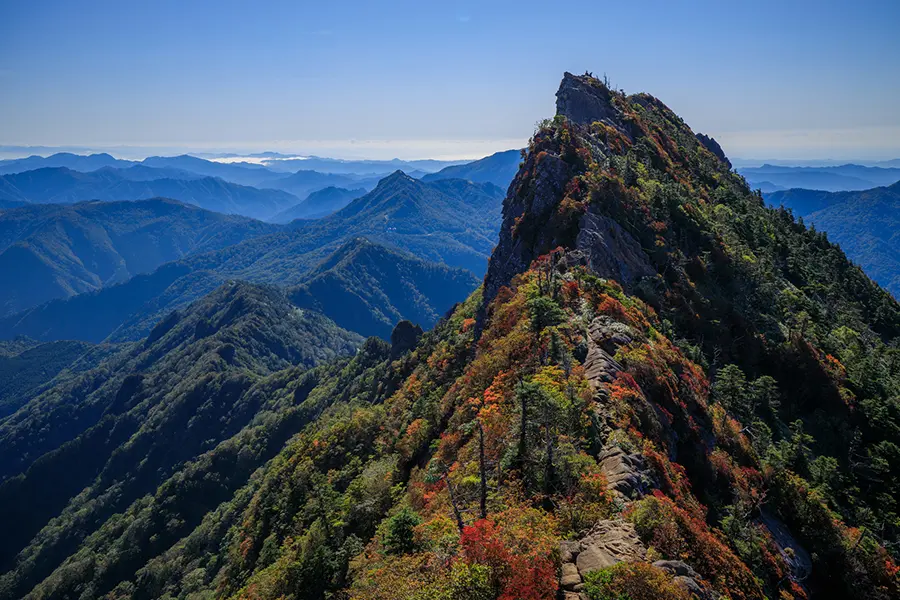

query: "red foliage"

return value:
[460, 516, 558, 600]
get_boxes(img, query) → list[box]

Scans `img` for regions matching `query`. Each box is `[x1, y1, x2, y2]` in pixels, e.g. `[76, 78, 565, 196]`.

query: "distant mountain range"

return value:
[766, 181, 900, 297]
[264, 170, 380, 200]
[0, 167, 301, 219]
[269, 186, 365, 223]
[256, 155, 467, 175]
[0, 199, 277, 316]
[0, 173, 502, 343]
[422, 148, 522, 189]
[0, 152, 134, 175]
[740, 163, 900, 192]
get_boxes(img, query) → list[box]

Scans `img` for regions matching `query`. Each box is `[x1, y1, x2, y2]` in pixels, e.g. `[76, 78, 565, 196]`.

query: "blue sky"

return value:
[1, 0, 898, 160]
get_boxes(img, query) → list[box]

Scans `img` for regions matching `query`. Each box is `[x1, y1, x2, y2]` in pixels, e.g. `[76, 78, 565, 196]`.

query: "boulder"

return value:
[560, 562, 581, 589]
[575, 519, 646, 578]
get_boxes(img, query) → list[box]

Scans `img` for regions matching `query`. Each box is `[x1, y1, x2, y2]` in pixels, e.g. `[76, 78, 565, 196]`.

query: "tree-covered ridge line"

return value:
[766, 181, 900, 298]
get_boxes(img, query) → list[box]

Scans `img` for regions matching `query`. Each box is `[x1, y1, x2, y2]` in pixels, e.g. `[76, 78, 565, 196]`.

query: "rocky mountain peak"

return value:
[555, 71, 628, 133]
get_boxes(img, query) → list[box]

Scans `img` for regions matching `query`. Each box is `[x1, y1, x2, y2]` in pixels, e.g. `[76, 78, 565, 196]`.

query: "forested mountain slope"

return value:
[0, 282, 362, 598]
[0, 339, 98, 418]
[287, 237, 479, 338]
[767, 182, 900, 297]
[0, 199, 278, 315]
[2, 73, 900, 600]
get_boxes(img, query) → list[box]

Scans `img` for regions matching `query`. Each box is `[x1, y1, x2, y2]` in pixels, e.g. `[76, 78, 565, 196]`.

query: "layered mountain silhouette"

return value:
[422, 148, 521, 189]
[740, 163, 900, 192]
[264, 169, 379, 200]
[269, 186, 366, 222]
[0, 173, 501, 342]
[0, 152, 134, 175]
[767, 181, 900, 296]
[0, 199, 277, 315]
[0, 167, 300, 219]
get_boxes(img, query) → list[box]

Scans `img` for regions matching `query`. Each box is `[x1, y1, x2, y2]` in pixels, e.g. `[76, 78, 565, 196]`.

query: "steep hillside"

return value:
[288, 237, 480, 338]
[0, 199, 278, 315]
[767, 182, 900, 296]
[423, 148, 522, 189]
[0, 282, 363, 598]
[269, 186, 365, 222]
[0, 339, 99, 418]
[0, 167, 301, 219]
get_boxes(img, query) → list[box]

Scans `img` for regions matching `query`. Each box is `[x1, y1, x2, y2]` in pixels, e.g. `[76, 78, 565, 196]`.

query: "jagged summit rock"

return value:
[556, 71, 629, 133]
[696, 132, 732, 169]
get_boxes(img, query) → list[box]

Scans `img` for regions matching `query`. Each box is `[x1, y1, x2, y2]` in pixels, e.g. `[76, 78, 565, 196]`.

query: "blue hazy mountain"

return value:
[0, 152, 135, 175]
[422, 148, 521, 189]
[766, 181, 900, 297]
[264, 170, 381, 199]
[0, 167, 301, 219]
[259, 156, 466, 175]
[0, 153, 286, 187]
[269, 186, 366, 223]
[0, 198, 278, 315]
[740, 163, 900, 192]
[0, 173, 503, 343]
[140, 154, 286, 186]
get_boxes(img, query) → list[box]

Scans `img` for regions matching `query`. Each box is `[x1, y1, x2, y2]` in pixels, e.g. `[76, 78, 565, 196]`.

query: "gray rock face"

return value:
[583, 315, 640, 388]
[759, 509, 813, 585]
[559, 519, 647, 593]
[653, 560, 716, 600]
[556, 72, 630, 137]
[696, 133, 732, 170]
[390, 320, 423, 359]
[598, 446, 656, 499]
[576, 206, 654, 292]
[576, 519, 646, 573]
[652, 560, 700, 579]
[482, 150, 572, 307]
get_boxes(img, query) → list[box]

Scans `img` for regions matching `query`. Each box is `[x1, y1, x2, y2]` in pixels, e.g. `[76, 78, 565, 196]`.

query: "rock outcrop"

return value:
[696, 132, 732, 170]
[390, 320, 423, 359]
[482, 151, 572, 307]
[575, 207, 654, 292]
[653, 560, 717, 600]
[597, 446, 656, 499]
[559, 519, 647, 595]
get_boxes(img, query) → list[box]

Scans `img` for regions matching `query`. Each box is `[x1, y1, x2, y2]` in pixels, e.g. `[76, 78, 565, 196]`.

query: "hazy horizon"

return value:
[3, 0, 899, 162]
